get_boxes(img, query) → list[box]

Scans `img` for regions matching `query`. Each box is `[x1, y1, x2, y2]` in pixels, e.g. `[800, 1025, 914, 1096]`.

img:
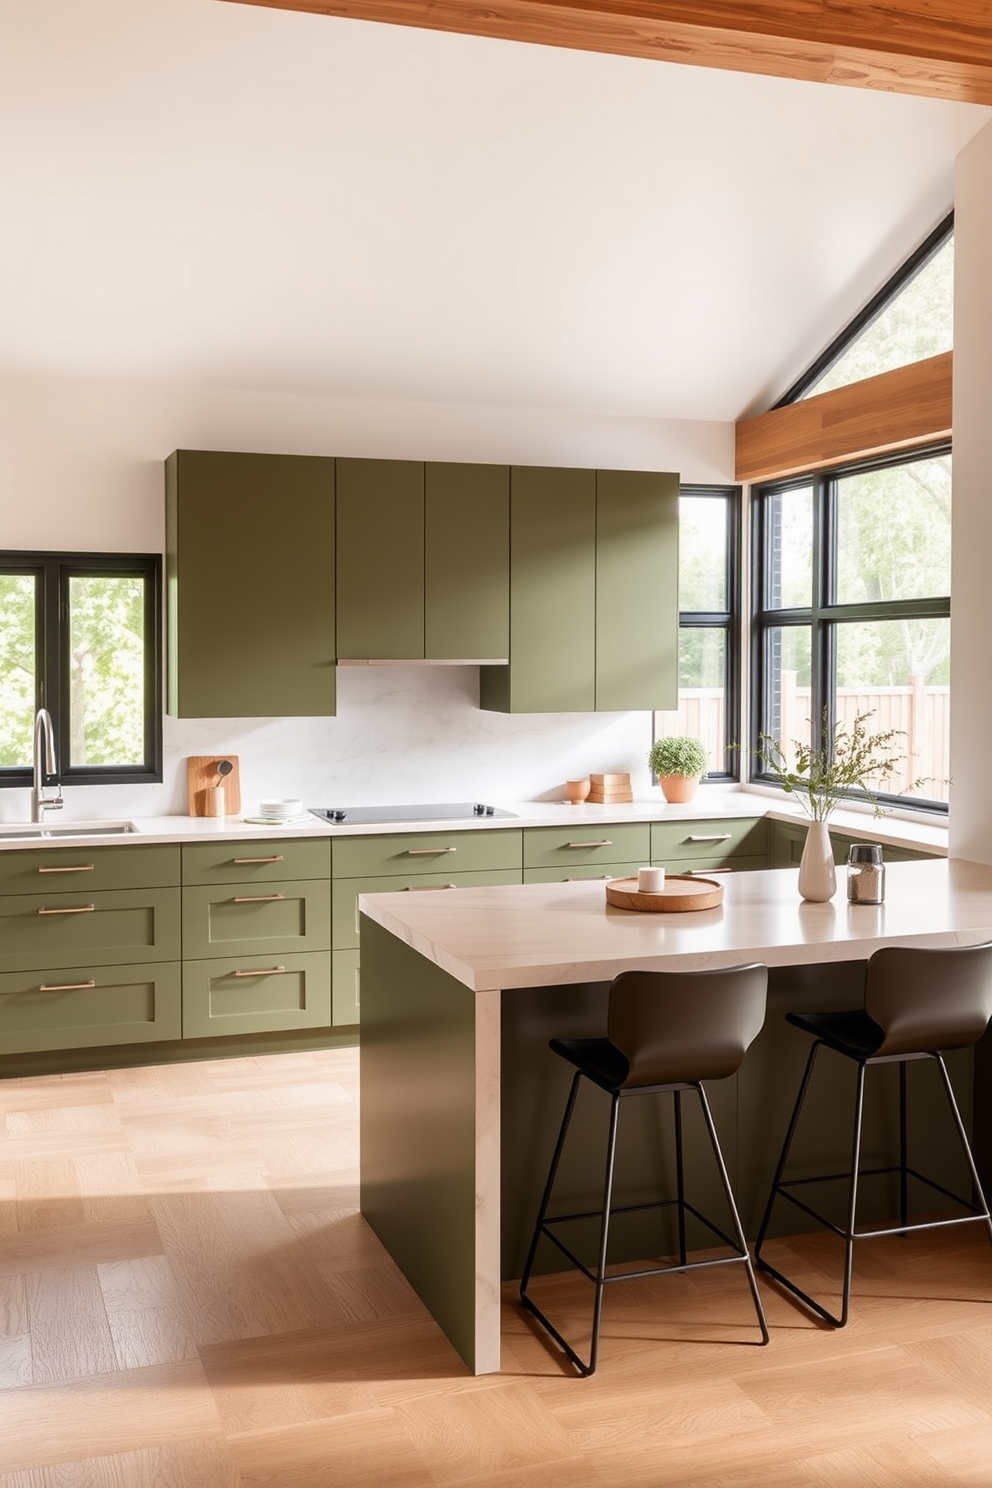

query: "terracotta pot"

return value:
[564, 778, 591, 804]
[658, 774, 699, 804]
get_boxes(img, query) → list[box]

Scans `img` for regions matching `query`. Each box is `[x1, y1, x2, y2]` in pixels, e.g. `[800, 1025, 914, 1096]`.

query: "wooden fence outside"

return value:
[657, 676, 950, 801]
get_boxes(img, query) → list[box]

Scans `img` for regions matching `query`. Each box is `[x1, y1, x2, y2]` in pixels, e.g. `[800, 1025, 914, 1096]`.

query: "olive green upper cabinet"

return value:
[595, 469, 679, 711]
[424, 463, 509, 661]
[480, 465, 679, 713]
[481, 466, 598, 713]
[166, 451, 336, 718]
[336, 458, 425, 659]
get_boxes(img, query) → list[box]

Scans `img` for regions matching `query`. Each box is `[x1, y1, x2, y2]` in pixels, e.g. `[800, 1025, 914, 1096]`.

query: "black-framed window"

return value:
[654, 484, 741, 780]
[750, 447, 950, 811]
[0, 552, 162, 787]
[776, 212, 954, 405]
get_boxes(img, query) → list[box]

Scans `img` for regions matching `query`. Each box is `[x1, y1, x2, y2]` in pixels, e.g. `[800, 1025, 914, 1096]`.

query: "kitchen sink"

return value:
[0, 820, 139, 840]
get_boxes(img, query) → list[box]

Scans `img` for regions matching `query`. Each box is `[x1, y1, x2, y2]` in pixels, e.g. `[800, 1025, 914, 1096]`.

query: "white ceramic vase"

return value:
[798, 821, 837, 902]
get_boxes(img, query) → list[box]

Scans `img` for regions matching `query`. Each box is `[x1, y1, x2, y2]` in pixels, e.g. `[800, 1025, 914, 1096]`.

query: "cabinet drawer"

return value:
[0, 960, 182, 1055]
[332, 829, 522, 880]
[181, 838, 330, 886]
[182, 880, 331, 961]
[523, 823, 650, 870]
[182, 951, 331, 1038]
[651, 818, 768, 864]
[333, 868, 521, 949]
[332, 948, 361, 1026]
[0, 888, 181, 975]
[522, 862, 643, 885]
[0, 844, 180, 896]
[669, 856, 768, 877]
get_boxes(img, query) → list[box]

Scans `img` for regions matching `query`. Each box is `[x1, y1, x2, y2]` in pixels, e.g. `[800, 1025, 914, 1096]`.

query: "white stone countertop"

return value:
[358, 858, 992, 993]
[0, 789, 949, 854]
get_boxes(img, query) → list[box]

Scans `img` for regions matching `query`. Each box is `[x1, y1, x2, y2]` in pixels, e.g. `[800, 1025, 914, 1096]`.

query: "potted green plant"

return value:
[648, 735, 710, 804]
[755, 709, 907, 902]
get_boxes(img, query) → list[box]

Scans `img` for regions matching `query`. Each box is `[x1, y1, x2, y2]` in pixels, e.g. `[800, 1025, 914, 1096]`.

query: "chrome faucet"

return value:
[32, 708, 64, 823]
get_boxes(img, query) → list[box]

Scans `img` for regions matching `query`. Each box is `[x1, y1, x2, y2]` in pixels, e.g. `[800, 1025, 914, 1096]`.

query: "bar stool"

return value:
[755, 941, 992, 1328]
[518, 962, 769, 1375]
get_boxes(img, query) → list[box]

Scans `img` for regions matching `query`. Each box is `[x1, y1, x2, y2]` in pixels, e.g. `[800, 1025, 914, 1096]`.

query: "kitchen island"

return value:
[358, 859, 992, 1373]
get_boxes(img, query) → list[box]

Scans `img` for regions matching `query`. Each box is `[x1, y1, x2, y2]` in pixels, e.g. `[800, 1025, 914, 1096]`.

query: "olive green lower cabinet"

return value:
[0, 843, 182, 1057]
[651, 816, 769, 875]
[332, 828, 525, 1027]
[521, 822, 650, 883]
[770, 820, 937, 869]
[180, 839, 332, 1038]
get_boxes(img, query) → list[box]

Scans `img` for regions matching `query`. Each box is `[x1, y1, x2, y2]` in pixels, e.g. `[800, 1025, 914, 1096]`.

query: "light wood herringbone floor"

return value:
[2, 1047, 992, 1486]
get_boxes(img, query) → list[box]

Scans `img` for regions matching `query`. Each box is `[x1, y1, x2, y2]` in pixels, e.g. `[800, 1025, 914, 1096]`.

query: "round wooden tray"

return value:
[605, 874, 724, 913]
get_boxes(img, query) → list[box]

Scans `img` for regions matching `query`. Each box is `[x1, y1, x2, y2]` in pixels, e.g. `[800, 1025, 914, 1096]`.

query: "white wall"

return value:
[0, 372, 734, 822]
[950, 120, 992, 861]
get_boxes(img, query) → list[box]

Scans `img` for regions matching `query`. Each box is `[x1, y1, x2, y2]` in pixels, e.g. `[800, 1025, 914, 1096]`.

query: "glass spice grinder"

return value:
[847, 842, 885, 904]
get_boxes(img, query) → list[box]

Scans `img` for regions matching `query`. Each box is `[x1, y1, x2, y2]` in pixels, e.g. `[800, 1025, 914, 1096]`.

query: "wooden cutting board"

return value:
[605, 874, 723, 912]
[187, 755, 242, 817]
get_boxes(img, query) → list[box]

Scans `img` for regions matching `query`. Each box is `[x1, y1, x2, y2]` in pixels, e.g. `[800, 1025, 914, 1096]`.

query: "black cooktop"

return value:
[309, 802, 517, 825]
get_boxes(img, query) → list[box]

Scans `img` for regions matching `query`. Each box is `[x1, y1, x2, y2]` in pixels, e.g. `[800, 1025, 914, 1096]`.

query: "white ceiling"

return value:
[0, 0, 988, 422]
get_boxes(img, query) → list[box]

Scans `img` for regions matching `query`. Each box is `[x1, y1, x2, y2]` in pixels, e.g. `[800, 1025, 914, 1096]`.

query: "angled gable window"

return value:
[777, 213, 953, 406]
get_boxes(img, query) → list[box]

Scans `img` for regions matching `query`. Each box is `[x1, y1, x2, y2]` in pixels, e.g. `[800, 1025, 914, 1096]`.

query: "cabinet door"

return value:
[481, 466, 596, 712]
[182, 952, 331, 1038]
[425, 462, 509, 660]
[0, 889, 181, 974]
[595, 469, 679, 711]
[181, 880, 331, 962]
[165, 450, 335, 718]
[336, 458, 425, 658]
[0, 961, 182, 1055]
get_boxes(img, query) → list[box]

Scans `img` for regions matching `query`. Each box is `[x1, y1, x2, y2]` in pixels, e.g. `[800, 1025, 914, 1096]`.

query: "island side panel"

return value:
[359, 914, 501, 1373]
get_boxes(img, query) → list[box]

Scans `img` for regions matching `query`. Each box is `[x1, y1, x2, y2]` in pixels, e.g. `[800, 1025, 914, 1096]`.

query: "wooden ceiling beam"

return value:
[219, 0, 992, 106]
[734, 352, 953, 483]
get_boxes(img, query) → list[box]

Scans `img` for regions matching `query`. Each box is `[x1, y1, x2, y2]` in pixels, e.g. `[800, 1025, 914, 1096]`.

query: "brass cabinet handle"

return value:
[404, 883, 457, 891]
[37, 904, 95, 915]
[232, 966, 288, 977]
[405, 847, 457, 856]
[564, 875, 611, 881]
[686, 834, 732, 842]
[232, 894, 286, 903]
[684, 867, 734, 875]
[37, 979, 97, 992]
[38, 863, 95, 873]
[233, 855, 285, 864]
[566, 840, 613, 849]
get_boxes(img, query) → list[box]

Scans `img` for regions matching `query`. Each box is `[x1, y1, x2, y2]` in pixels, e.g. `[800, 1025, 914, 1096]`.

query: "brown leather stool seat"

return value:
[755, 941, 992, 1327]
[518, 962, 769, 1375]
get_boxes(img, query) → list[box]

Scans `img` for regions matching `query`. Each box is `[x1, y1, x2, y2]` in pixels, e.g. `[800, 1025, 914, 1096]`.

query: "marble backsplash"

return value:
[1, 664, 658, 824]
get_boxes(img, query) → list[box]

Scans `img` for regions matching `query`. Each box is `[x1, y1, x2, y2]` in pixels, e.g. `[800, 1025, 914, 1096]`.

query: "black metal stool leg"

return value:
[838, 1060, 867, 1327]
[933, 1053, 992, 1249]
[674, 1088, 687, 1267]
[899, 1061, 909, 1234]
[755, 1040, 821, 1259]
[695, 1085, 769, 1344]
[586, 1093, 622, 1376]
[520, 1070, 582, 1299]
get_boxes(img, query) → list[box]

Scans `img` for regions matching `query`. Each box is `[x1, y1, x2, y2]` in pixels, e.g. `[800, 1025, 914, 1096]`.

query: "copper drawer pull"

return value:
[37, 904, 95, 915]
[232, 966, 288, 977]
[404, 883, 457, 891]
[566, 840, 613, 849]
[233, 855, 285, 864]
[686, 834, 732, 842]
[405, 847, 457, 856]
[37, 979, 97, 992]
[684, 867, 734, 875]
[232, 894, 286, 903]
[564, 875, 611, 881]
[38, 864, 95, 873]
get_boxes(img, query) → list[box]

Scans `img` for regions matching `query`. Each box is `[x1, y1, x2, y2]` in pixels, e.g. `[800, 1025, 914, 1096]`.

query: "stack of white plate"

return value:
[257, 798, 306, 822]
